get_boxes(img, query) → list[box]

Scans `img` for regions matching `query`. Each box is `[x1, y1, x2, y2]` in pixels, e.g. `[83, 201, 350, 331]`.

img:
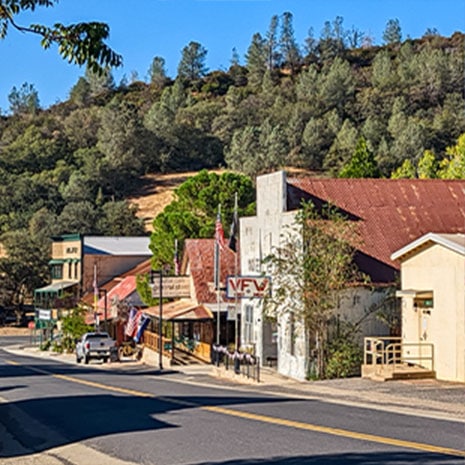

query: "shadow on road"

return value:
[191, 452, 464, 464]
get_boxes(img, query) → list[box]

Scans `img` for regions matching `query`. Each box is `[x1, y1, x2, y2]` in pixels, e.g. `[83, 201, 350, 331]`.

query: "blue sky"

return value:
[1, 0, 463, 112]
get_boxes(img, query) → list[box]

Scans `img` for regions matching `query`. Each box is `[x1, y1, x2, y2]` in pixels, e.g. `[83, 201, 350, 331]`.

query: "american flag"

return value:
[125, 308, 141, 338]
[215, 211, 225, 249]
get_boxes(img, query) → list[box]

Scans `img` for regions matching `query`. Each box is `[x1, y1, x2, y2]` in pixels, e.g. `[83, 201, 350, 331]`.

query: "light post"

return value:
[150, 270, 163, 370]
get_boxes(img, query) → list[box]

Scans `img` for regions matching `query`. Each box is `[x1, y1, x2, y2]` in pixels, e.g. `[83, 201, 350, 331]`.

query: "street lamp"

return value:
[150, 270, 164, 370]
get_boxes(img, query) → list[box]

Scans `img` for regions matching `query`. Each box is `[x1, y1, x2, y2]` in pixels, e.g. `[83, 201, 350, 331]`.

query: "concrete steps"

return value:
[362, 363, 436, 382]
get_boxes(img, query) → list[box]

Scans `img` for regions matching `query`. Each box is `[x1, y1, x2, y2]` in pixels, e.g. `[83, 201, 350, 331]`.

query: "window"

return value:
[244, 304, 254, 343]
[68, 262, 72, 279]
[51, 264, 63, 280]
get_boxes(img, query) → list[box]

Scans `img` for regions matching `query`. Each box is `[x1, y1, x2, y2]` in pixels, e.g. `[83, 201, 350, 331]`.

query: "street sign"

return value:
[226, 276, 271, 299]
[227, 305, 240, 321]
[151, 276, 191, 298]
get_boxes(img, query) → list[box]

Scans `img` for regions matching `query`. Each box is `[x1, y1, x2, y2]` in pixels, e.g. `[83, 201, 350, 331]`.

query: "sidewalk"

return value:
[5, 345, 465, 423]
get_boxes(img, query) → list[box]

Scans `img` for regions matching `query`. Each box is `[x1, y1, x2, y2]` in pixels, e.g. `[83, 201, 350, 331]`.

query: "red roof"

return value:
[183, 239, 239, 304]
[287, 178, 465, 280]
[81, 258, 152, 307]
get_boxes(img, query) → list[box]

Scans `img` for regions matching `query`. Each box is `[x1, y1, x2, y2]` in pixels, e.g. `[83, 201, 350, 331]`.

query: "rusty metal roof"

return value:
[287, 178, 465, 274]
[183, 239, 239, 304]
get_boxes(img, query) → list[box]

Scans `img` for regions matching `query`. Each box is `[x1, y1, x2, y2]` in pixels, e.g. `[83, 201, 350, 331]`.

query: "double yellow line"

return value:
[7, 360, 465, 458]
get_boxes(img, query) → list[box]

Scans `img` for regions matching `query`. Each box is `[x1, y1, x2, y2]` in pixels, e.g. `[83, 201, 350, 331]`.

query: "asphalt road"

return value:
[0, 342, 464, 465]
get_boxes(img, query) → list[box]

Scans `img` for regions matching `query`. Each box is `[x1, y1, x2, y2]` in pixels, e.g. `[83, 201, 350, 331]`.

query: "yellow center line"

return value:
[6, 360, 465, 457]
[203, 406, 465, 458]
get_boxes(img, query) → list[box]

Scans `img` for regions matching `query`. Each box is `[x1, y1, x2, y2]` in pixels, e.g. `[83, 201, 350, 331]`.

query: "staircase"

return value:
[363, 337, 435, 382]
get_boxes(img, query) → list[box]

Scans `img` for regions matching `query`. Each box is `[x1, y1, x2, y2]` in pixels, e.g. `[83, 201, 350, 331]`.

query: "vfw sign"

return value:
[226, 276, 271, 299]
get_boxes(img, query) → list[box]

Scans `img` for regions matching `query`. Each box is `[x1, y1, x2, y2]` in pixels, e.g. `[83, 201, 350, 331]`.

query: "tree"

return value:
[177, 41, 208, 81]
[438, 133, 465, 179]
[339, 136, 380, 178]
[245, 32, 267, 89]
[263, 202, 363, 379]
[265, 14, 280, 70]
[382, 18, 402, 45]
[0, 229, 49, 315]
[97, 200, 145, 236]
[85, 65, 115, 95]
[390, 159, 416, 178]
[148, 56, 168, 87]
[8, 82, 40, 115]
[0, 0, 122, 73]
[149, 170, 255, 270]
[279, 11, 301, 74]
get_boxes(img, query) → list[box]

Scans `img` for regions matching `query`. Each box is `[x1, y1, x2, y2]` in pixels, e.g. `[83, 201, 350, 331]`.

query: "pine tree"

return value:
[177, 41, 208, 81]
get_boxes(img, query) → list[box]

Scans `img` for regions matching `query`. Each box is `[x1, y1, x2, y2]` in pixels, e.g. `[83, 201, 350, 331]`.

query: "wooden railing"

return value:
[144, 330, 172, 357]
[144, 331, 211, 362]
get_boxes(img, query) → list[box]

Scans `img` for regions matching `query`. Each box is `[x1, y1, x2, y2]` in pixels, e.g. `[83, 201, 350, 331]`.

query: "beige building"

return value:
[391, 233, 465, 382]
[34, 234, 151, 313]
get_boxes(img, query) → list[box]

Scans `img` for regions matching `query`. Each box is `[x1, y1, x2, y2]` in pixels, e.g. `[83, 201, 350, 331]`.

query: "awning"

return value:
[34, 281, 79, 293]
[396, 289, 433, 299]
[48, 259, 65, 265]
[145, 300, 213, 321]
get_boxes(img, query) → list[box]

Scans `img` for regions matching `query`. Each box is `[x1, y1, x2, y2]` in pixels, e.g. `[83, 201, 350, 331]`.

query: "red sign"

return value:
[226, 276, 271, 299]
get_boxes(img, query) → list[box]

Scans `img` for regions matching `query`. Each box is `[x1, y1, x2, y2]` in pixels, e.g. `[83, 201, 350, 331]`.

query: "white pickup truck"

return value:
[75, 332, 116, 364]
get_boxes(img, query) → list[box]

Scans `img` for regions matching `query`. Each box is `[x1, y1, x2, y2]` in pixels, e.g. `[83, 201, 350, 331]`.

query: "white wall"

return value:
[400, 244, 465, 382]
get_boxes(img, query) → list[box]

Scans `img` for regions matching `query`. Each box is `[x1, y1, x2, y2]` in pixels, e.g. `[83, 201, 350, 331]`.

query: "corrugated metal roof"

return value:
[83, 236, 151, 256]
[184, 239, 239, 304]
[81, 258, 152, 307]
[287, 178, 465, 274]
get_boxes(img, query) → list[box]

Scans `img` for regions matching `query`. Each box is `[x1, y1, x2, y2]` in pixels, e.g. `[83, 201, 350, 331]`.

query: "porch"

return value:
[362, 337, 436, 381]
[143, 300, 214, 366]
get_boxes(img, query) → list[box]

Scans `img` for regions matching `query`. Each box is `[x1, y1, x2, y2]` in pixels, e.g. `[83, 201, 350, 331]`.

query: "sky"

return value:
[1, 0, 464, 112]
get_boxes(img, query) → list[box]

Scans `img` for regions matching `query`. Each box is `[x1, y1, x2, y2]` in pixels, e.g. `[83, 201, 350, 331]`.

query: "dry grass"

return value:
[127, 170, 224, 232]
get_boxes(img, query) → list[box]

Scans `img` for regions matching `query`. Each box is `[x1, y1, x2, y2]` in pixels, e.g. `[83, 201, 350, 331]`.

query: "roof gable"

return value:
[392, 233, 465, 261]
[184, 239, 239, 304]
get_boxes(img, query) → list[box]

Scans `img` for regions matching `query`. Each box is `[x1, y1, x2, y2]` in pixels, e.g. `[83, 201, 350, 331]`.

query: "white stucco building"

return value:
[240, 171, 465, 380]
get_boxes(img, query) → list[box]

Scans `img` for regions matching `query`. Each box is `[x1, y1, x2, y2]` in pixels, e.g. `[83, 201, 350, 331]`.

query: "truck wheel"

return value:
[103, 357, 109, 363]
[84, 355, 90, 364]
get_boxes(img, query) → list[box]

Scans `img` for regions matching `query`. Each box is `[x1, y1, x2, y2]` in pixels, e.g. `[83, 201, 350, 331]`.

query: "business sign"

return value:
[226, 276, 271, 299]
[36, 309, 51, 321]
[151, 276, 191, 299]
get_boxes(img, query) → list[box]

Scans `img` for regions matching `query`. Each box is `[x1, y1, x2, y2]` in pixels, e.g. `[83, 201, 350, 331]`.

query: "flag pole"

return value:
[216, 204, 221, 346]
[233, 193, 239, 351]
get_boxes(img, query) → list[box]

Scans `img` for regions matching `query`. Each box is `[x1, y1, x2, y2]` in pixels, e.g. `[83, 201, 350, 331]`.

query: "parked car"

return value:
[75, 332, 116, 364]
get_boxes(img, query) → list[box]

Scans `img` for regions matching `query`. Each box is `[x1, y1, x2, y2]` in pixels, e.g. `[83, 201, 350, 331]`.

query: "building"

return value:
[34, 234, 151, 319]
[240, 171, 465, 380]
[391, 233, 465, 382]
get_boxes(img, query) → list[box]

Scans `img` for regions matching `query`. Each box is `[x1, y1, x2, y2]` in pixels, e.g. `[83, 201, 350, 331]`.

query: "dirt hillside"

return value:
[128, 170, 223, 232]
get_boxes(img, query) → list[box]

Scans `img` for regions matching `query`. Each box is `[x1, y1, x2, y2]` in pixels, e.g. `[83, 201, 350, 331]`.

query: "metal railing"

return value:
[364, 337, 434, 371]
[212, 345, 260, 382]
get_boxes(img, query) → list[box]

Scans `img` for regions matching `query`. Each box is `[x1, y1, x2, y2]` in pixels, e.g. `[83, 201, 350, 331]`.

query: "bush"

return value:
[325, 340, 362, 379]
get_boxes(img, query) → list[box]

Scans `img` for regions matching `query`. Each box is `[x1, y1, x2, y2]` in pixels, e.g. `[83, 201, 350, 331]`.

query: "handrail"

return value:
[364, 337, 434, 372]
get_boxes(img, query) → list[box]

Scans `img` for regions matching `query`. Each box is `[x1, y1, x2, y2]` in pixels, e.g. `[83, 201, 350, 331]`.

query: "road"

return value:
[0, 340, 464, 465]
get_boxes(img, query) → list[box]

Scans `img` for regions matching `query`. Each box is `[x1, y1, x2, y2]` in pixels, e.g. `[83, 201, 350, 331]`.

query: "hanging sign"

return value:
[151, 276, 191, 298]
[226, 276, 271, 299]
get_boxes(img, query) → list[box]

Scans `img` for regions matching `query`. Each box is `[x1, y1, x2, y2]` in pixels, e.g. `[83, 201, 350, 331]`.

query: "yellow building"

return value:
[392, 233, 465, 382]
